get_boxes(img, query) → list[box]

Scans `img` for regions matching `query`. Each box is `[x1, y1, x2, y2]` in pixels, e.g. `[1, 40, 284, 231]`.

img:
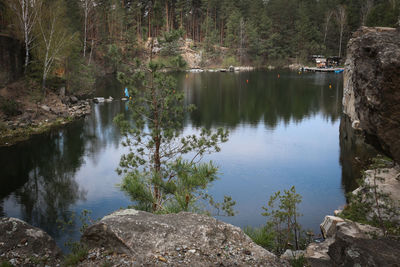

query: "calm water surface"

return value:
[0, 70, 371, 250]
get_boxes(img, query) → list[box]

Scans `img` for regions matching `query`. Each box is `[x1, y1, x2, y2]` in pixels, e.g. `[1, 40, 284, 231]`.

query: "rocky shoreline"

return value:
[0, 89, 92, 147]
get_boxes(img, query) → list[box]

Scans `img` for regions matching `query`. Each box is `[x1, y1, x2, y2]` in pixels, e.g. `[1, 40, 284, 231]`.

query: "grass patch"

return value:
[290, 255, 308, 267]
[243, 226, 274, 250]
[0, 261, 14, 267]
[63, 244, 89, 266]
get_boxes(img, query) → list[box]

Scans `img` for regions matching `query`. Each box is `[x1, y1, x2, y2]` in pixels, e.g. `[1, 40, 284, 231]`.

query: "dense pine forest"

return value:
[0, 0, 399, 90]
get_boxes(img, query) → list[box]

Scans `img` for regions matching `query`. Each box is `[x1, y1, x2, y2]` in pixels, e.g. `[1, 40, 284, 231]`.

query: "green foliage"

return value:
[245, 187, 311, 257]
[0, 97, 21, 117]
[0, 261, 14, 267]
[32, 0, 77, 90]
[106, 44, 123, 73]
[115, 58, 231, 214]
[159, 29, 185, 57]
[290, 255, 307, 267]
[57, 209, 94, 265]
[262, 186, 304, 255]
[66, 61, 96, 94]
[170, 55, 187, 70]
[63, 244, 89, 266]
[222, 56, 239, 68]
[154, 55, 187, 71]
[367, 1, 400, 27]
[243, 226, 275, 249]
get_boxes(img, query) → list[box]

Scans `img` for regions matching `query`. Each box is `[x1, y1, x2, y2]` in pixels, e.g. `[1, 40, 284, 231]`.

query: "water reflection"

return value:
[0, 102, 129, 237]
[0, 127, 87, 236]
[339, 115, 377, 193]
[180, 71, 342, 128]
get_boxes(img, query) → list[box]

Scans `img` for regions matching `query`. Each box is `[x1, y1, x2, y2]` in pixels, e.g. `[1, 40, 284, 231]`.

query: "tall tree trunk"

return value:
[165, 0, 169, 32]
[148, 7, 151, 38]
[84, 6, 88, 57]
[88, 39, 94, 65]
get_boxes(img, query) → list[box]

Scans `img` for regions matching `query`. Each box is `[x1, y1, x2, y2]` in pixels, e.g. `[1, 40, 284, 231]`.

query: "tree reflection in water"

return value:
[181, 71, 343, 129]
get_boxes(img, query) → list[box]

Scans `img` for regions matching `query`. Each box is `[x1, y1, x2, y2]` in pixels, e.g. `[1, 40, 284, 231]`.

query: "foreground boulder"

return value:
[343, 27, 400, 163]
[305, 216, 400, 267]
[81, 209, 285, 266]
[0, 217, 62, 266]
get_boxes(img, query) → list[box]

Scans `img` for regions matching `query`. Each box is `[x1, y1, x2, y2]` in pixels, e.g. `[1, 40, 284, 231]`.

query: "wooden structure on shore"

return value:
[304, 67, 344, 73]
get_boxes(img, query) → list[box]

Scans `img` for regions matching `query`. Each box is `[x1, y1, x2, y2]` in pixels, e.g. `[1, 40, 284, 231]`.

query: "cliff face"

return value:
[343, 27, 400, 163]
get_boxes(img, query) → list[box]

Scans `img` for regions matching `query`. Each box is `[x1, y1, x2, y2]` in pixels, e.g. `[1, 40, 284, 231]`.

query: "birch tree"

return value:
[7, 0, 42, 72]
[360, 0, 374, 26]
[336, 5, 346, 58]
[81, 0, 94, 58]
[37, 0, 75, 90]
[323, 10, 333, 46]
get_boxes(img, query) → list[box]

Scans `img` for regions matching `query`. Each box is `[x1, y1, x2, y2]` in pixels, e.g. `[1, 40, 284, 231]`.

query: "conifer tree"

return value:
[114, 50, 230, 213]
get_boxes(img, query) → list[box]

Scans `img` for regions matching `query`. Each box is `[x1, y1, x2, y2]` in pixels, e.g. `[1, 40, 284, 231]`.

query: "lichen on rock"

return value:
[80, 209, 286, 266]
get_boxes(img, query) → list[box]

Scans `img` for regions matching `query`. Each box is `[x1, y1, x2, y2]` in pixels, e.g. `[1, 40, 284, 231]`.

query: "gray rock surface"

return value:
[352, 167, 400, 222]
[305, 217, 395, 267]
[81, 209, 286, 266]
[343, 27, 400, 163]
[328, 227, 400, 266]
[280, 249, 305, 261]
[305, 238, 334, 267]
[320, 216, 345, 239]
[70, 96, 79, 104]
[0, 217, 62, 266]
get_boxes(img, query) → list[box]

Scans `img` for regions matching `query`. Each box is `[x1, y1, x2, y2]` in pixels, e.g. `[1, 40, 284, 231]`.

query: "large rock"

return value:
[352, 166, 400, 222]
[320, 216, 345, 239]
[305, 238, 334, 267]
[343, 27, 400, 163]
[81, 209, 285, 266]
[0, 217, 62, 266]
[305, 218, 391, 267]
[328, 223, 400, 266]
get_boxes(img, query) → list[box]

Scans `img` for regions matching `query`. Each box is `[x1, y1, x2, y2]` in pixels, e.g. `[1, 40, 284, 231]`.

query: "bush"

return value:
[0, 96, 21, 117]
[0, 261, 14, 267]
[170, 55, 187, 70]
[243, 226, 275, 250]
[63, 244, 89, 266]
[222, 56, 239, 68]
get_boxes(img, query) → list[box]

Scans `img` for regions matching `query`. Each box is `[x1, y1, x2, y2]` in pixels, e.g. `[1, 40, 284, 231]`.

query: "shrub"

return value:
[222, 56, 239, 68]
[0, 97, 21, 117]
[243, 226, 275, 250]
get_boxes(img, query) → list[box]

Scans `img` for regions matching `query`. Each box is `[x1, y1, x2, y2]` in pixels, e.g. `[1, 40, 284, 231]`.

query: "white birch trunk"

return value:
[8, 0, 41, 72]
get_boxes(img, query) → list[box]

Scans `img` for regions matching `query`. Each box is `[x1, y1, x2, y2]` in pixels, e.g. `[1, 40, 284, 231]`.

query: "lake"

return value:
[0, 70, 375, 251]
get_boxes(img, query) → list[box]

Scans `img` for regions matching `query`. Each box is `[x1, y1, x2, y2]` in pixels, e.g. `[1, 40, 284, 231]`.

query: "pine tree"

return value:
[114, 52, 230, 213]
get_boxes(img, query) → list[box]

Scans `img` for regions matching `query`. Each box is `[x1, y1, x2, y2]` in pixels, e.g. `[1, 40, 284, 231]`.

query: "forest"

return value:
[0, 0, 399, 91]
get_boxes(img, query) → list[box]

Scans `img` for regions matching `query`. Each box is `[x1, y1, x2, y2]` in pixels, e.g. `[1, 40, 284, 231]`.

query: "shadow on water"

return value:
[339, 115, 378, 193]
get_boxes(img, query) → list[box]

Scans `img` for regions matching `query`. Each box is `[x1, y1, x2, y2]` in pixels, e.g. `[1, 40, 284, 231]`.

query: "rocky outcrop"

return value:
[343, 27, 400, 163]
[352, 166, 400, 222]
[0, 217, 62, 266]
[80, 209, 285, 266]
[305, 216, 400, 267]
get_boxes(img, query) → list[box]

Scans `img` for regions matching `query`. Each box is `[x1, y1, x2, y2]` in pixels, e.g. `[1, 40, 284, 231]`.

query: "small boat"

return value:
[334, 69, 344, 74]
